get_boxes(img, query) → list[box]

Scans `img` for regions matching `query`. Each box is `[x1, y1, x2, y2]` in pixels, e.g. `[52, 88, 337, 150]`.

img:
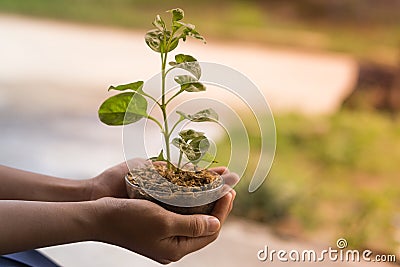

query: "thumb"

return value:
[172, 215, 220, 237]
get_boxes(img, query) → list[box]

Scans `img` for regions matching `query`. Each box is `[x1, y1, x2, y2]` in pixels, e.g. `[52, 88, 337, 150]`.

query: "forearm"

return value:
[0, 200, 95, 254]
[0, 165, 91, 201]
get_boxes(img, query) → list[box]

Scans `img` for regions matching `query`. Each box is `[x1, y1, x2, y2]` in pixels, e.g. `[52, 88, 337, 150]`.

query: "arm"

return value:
[0, 159, 238, 202]
[0, 165, 91, 201]
[0, 191, 236, 264]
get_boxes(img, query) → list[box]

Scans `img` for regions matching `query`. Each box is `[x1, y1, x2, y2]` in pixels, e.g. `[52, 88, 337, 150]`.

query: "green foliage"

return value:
[98, 92, 147, 125]
[176, 109, 218, 122]
[108, 81, 144, 92]
[222, 111, 400, 253]
[98, 8, 217, 170]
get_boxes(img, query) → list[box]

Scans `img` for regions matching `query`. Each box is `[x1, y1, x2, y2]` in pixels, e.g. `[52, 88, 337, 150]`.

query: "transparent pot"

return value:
[124, 167, 224, 215]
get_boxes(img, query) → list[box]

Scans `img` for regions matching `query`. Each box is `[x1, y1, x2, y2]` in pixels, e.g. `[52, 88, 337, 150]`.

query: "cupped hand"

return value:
[88, 158, 149, 200]
[93, 189, 236, 264]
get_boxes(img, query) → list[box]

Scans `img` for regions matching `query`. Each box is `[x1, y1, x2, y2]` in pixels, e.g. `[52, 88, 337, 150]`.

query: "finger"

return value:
[221, 172, 239, 187]
[211, 191, 233, 225]
[172, 232, 219, 258]
[228, 189, 236, 213]
[171, 214, 221, 237]
[170, 192, 234, 257]
[209, 166, 229, 175]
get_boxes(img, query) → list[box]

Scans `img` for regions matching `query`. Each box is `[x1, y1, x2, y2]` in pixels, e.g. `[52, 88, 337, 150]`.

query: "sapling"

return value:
[98, 8, 218, 176]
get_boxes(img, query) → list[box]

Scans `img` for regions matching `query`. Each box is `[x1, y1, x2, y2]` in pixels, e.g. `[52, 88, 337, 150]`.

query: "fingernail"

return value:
[207, 216, 220, 234]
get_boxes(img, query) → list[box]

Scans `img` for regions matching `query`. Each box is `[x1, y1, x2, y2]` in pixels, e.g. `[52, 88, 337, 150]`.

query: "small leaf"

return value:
[177, 21, 195, 30]
[182, 82, 206, 92]
[174, 75, 197, 85]
[187, 29, 206, 43]
[149, 150, 165, 162]
[172, 137, 186, 149]
[172, 21, 183, 31]
[168, 8, 184, 22]
[152, 15, 166, 31]
[172, 137, 199, 161]
[191, 109, 218, 122]
[179, 129, 204, 142]
[167, 37, 179, 52]
[175, 54, 197, 63]
[173, 54, 201, 79]
[108, 81, 144, 92]
[177, 109, 218, 122]
[145, 29, 164, 53]
[190, 136, 210, 154]
[178, 23, 206, 43]
[98, 92, 148, 126]
[174, 75, 205, 92]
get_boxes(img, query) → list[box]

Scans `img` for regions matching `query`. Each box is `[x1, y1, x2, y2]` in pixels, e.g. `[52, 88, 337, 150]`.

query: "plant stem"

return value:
[161, 49, 171, 169]
[160, 29, 178, 170]
[177, 150, 183, 169]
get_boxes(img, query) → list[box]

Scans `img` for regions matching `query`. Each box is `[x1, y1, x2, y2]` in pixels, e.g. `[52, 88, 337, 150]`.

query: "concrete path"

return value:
[0, 15, 378, 267]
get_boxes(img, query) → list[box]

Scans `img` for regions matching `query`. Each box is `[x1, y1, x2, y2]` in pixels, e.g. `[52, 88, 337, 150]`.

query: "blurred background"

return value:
[0, 0, 399, 266]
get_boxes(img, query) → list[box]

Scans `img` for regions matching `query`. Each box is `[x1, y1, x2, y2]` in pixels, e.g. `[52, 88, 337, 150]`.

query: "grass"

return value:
[0, 0, 399, 65]
[221, 111, 400, 254]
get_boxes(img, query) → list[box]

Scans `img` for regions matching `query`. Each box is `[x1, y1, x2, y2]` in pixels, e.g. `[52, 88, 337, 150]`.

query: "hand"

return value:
[93, 189, 236, 264]
[88, 158, 148, 200]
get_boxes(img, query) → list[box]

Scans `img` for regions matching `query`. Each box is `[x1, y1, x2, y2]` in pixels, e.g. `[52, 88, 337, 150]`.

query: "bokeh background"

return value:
[1, 1, 399, 266]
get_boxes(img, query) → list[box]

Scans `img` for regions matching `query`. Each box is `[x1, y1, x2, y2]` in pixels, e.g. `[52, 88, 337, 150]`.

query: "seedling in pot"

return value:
[98, 8, 223, 214]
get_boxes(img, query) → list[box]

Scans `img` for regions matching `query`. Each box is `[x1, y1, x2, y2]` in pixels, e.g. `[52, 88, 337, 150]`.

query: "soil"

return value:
[153, 163, 219, 187]
[127, 162, 222, 194]
[125, 163, 223, 214]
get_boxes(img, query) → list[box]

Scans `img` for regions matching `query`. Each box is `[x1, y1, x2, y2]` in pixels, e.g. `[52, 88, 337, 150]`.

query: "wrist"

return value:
[89, 197, 120, 242]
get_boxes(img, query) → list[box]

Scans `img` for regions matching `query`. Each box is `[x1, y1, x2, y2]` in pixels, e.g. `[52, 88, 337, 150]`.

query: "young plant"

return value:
[98, 8, 218, 171]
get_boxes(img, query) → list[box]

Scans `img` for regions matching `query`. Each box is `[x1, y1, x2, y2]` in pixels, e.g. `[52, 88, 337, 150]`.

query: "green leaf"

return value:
[174, 75, 197, 84]
[179, 129, 204, 142]
[152, 15, 166, 31]
[187, 29, 206, 43]
[172, 54, 201, 79]
[177, 21, 195, 30]
[108, 81, 144, 92]
[172, 137, 186, 149]
[175, 54, 197, 64]
[176, 109, 218, 122]
[174, 75, 205, 92]
[190, 136, 210, 154]
[182, 82, 205, 92]
[172, 21, 183, 31]
[168, 8, 184, 22]
[98, 92, 148, 126]
[145, 29, 164, 53]
[178, 23, 206, 43]
[145, 29, 177, 53]
[172, 137, 199, 161]
[149, 150, 165, 162]
[168, 37, 179, 52]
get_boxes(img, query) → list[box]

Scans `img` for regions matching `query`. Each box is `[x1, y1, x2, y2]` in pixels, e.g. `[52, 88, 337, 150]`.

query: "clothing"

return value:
[0, 250, 59, 267]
